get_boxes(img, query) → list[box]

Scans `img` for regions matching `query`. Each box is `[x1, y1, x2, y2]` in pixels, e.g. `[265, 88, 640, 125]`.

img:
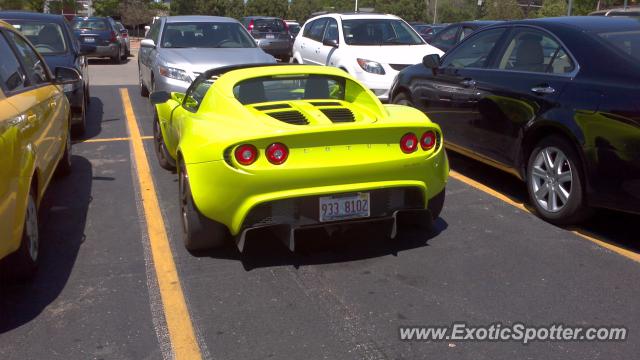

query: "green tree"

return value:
[93, 0, 121, 17]
[437, 0, 477, 23]
[170, 0, 198, 16]
[288, 0, 324, 22]
[244, 0, 289, 18]
[0, 0, 25, 10]
[483, 0, 524, 19]
[375, 0, 429, 22]
[539, 0, 567, 17]
[27, 0, 46, 12]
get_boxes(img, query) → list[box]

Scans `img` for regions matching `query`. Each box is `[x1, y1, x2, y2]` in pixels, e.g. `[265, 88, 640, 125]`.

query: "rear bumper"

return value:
[185, 145, 449, 236]
[85, 44, 119, 58]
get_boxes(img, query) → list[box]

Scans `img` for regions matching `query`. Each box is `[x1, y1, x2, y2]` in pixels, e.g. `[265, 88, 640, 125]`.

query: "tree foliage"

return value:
[93, 0, 121, 17]
[244, 0, 289, 18]
[437, 0, 477, 23]
[483, 0, 525, 19]
[539, 0, 567, 17]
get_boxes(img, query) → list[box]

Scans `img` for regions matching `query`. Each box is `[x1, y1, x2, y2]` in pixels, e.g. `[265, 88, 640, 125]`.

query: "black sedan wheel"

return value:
[179, 160, 229, 251]
[527, 136, 591, 225]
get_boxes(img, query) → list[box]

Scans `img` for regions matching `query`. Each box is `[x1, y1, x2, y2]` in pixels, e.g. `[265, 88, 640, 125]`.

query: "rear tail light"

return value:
[248, 20, 254, 31]
[420, 131, 437, 150]
[110, 31, 118, 43]
[400, 133, 418, 153]
[234, 144, 258, 165]
[266, 143, 288, 165]
[283, 21, 289, 32]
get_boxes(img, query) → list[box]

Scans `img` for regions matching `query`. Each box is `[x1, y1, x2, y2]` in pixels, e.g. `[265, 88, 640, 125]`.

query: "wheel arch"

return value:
[520, 122, 590, 191]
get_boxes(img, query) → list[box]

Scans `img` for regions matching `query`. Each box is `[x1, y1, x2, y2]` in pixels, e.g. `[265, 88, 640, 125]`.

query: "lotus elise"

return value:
[151, 64, 449, 251]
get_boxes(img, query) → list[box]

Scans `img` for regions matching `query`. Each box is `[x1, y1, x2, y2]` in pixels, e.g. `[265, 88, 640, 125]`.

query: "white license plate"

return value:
[84, 37, 95, 43]
[319, 193, 370, 222]
[266, 34, 275, 39]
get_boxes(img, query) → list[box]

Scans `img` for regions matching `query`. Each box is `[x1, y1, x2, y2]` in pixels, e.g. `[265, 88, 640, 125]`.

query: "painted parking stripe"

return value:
[449, 170, 640, 264]
[120, 88, 203, 359]
[72, 136, 153, 144]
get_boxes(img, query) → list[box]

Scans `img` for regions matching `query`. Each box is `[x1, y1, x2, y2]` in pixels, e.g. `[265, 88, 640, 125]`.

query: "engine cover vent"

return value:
[320, 108, 355, 123]
[268, 110, 309, 125]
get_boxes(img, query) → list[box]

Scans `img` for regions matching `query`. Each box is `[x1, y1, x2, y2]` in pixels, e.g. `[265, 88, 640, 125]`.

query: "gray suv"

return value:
[138, 15, 275, 96]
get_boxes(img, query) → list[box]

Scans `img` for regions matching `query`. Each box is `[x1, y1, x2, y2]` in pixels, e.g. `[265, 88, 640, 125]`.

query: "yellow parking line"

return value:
[449, 170, 640, 264]
[120, 88, 202, 359]
[73, 136, 153, 144]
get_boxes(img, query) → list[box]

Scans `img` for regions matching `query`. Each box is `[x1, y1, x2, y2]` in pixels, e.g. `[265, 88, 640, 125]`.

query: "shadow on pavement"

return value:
[0, 155, 93, 333]
[192, 218, 448, 271]
[447, 150, 640, 253]
[81, 96, 105, 140]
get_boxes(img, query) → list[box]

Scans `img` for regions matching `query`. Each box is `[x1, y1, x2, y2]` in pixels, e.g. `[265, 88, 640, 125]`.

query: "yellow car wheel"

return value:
[5, 186, 40, 280]
[178, 159, 229, 251]
[153, 113, 175, 171]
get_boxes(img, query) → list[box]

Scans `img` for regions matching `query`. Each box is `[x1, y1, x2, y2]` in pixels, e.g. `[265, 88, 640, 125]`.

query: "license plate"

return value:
[319, 193, 370, 222]
[266, 34, 275, 39]
[84, 37, 95, 43]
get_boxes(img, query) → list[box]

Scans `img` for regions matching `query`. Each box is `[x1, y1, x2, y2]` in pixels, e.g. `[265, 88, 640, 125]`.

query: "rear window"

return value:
[233, 74, 345, 105]
[598, 30, 640, 62]
[253, 19, 286, 33]
[8, 21, 67, 54]
[72, 19, 108, 31]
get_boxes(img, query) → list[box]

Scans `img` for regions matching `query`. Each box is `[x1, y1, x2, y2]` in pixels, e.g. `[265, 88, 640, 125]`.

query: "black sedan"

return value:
[0, 11, 93, 135]
[389, 16, 640, 224]
[430, 20, 501, 52]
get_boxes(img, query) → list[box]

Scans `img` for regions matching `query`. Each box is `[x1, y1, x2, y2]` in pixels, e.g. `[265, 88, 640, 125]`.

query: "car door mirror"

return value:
[140, 39, 156, 49]
[79, 43, 96, 56]
[322, 38, 339, 48]
[422, 54, 441, 69]
[54, 67, 81, 85]
[172, 92, 185, 103]
[150, 91, 171, 104]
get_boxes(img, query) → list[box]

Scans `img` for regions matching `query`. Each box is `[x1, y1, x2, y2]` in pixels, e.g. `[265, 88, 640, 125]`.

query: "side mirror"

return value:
[172, 92, 185, 103]
[140, 39, 156, 49]
[423, 54, 441, 69]
[150, 91, 171, 104]
[79, 43, 96, 56]
[54, 67, 81, 85]
[322, 38, 339, 48]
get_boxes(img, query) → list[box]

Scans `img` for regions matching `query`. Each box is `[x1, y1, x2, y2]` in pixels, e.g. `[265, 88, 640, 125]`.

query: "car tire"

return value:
[179, 159, 229, 251]
[153, 113, 176, 171]
[139, 66, 149, 97]
[280, 55, 290, 63]
[112, 46, 122, 64]
[392, 92, 414, 107]
[526, 135, 592, 225]
[71, 93, 87, 137]
[427, 188, 446, 220]
[5, 185, 40, 280]
[56, 118, 73, 176]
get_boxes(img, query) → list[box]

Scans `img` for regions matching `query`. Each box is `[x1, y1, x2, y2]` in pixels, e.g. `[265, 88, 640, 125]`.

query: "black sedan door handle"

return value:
[460, 79, 476, 87]
[531, 86, 555, 94]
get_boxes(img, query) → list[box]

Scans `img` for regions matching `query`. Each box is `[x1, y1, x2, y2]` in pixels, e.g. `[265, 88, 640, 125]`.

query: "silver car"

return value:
[138, 15, 275, 95]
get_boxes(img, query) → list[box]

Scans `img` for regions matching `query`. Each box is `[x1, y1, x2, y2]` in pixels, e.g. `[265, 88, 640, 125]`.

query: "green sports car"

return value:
[150, 64, 449, 252]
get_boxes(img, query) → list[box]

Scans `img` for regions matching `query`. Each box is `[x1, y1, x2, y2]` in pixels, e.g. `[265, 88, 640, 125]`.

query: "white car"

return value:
[292, 13, 444, 101]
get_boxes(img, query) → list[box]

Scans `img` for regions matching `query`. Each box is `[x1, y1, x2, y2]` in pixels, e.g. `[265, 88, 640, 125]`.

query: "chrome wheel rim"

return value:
[25, 195, 39, 261]
[179, 165, 189, 234]
[530, 146, 573, 213]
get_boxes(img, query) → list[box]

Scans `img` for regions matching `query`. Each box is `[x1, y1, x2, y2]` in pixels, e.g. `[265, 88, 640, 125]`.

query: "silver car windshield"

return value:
[161, 22, 257, 49]
[342, 19, 424, 46]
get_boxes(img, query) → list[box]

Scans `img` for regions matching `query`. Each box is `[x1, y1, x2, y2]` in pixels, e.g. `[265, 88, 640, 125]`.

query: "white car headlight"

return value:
[357, 58, 386, 75]
[158, 65, 191, 82]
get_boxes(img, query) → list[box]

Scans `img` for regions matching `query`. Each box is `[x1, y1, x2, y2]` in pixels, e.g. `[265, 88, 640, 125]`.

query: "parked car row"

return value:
[390, 16, 640, 224]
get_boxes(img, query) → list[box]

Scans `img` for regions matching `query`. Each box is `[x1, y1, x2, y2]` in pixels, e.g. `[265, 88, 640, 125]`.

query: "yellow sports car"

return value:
[0, 20, 80, 279]
[151, 64, 449, 252]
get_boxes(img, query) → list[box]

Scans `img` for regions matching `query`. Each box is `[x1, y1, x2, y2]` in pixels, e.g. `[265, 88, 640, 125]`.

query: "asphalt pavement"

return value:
[0, 52, 638, 360]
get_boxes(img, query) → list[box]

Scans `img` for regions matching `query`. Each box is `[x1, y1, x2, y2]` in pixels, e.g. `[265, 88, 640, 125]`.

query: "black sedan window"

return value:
[9, 21, 67, 54]
[497, 29, 575, 74]
[598, 30, 640, 62]
[441, 28, 506, 69]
